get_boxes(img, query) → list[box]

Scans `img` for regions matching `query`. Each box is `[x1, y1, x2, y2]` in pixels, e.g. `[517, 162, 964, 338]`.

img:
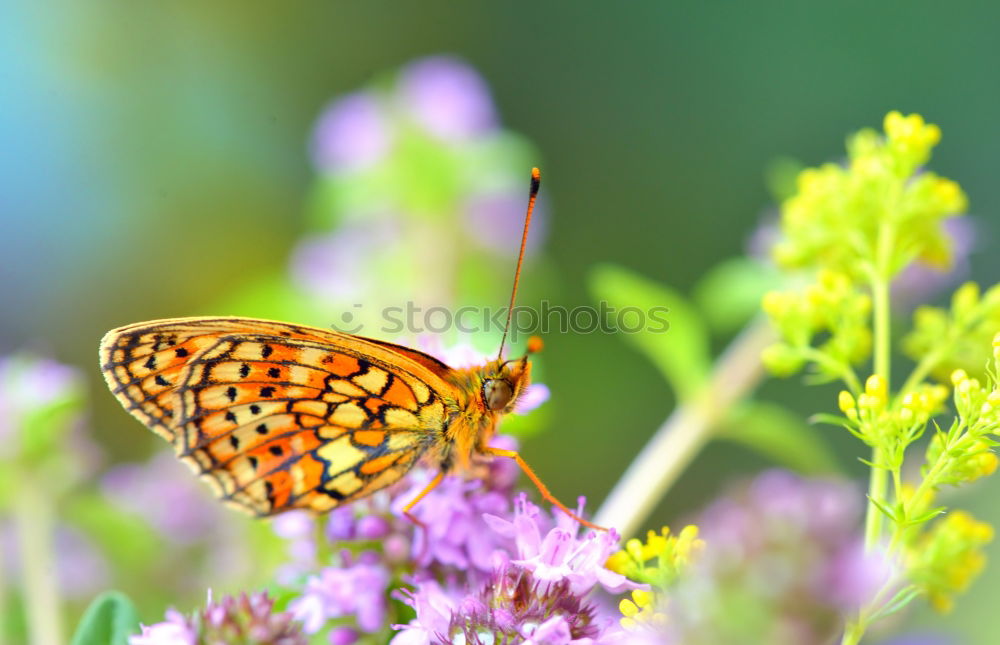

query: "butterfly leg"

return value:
[402, 470, 445, 557]
[482, 446, 608, 531]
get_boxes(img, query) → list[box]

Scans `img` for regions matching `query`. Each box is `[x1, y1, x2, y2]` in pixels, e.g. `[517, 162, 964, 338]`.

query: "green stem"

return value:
[841, 617, 866, 645]
[13, 472, 63, 645]
[0, 531, 7, 644]
[849, 208, 897, 645]
[799, 347, 863, 394]
[593, 319, 775, 537]
[864, 273, 892, 552]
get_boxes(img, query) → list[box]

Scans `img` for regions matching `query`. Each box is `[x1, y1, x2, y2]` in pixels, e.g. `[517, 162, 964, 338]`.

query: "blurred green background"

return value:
[2, 1, 999, 642]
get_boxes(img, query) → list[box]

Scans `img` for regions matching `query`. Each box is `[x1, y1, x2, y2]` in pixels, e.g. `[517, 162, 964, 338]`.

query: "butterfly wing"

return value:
[100, 317, 455, 516]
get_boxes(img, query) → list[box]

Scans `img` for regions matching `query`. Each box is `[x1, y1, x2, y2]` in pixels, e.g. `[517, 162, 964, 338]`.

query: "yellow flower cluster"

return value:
[903, 285, 1000, 383]
[762, 270, 871, 377]
[926, 434, 998, 484]
[909, 511, 994, 613]
[883, 111, 941, 169]
[607, 526, 704, 630]
[839, 378, 948, 427]
[772, 111, 966, 282]
[950, 368, 1000, 431]
[899, 383, 949, 425]
[607, 525, 703, 586]
[618, 589, 666, 630]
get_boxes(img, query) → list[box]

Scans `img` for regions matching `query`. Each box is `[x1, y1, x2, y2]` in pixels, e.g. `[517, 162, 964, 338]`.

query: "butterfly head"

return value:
[481, 336, 542, 414]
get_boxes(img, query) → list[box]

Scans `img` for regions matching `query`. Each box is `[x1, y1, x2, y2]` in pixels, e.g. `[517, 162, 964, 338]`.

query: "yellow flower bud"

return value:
[865, 374, 886, 403]
[605, 551, 631, 575]
[761, 291, 786, 317]
[838, 390, 857, 417]
[977, 453, 999, 478]
[951, 282, 980, 318]
[951, 369, 968, 387]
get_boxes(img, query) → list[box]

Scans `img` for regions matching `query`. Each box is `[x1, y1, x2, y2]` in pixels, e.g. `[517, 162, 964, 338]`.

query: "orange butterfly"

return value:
[100, 168, 603, 531]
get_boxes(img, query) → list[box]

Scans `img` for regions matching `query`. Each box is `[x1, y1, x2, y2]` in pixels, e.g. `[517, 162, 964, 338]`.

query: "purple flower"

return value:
[398, 56, 497, 142]
[311, 91, 392, 171]
[130, 609, 196, 645]
[289, 551, 391, 634]
[132, 591, 303, 645]
[394, 468, 514, 573]
[487, 495, 633, 596]
[101, 452, 222, 545]
[389, 580, 454, 645]
[393, 495, 628, 643]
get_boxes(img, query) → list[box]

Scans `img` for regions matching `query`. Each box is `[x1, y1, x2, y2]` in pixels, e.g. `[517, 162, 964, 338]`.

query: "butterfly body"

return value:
[100, 317, 530, 517]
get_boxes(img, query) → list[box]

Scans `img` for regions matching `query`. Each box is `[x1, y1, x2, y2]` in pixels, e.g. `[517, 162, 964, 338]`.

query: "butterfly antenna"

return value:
[497, 167, 541, 361]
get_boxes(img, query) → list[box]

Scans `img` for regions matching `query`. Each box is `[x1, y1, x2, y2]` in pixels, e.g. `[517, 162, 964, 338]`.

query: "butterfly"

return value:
[100, 168, 604, 530]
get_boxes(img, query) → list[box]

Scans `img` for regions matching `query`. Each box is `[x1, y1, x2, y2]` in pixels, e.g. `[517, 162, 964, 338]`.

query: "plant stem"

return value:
[864, 216, 894, 553]
[841, 618, 866, 645]
[593, 318, 775, 538]
[13, 472, 63, 645]
[849, 215, 896, 645]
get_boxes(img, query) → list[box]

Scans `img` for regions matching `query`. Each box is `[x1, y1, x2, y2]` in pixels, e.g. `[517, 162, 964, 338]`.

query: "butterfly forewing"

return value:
[100, 317, 454, 516]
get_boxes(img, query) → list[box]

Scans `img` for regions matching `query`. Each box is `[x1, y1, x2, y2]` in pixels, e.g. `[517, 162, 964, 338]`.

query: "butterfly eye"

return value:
[482, 378, 514, 411]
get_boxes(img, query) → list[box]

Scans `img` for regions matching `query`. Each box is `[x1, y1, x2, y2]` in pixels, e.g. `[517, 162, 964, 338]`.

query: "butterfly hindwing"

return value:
[99, 317, 454, 516]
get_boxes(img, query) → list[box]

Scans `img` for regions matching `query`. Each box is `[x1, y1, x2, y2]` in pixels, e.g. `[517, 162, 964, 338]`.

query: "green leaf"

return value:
[588, 264, 710, 400]
[716, 401, 841, 474]
[70, 591, 140, 645]
[867, 585, 921, 622]
[867, 495, 899, 522]
[692, 258, 782, 334]
[907, 506, 947, 526]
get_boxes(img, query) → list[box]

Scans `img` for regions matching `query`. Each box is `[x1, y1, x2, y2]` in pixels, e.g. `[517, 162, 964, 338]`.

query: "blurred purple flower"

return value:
[289, 551, 390, 634]
[272, 510, 317, 582]
[291, 221, 399, 302]
[398, 56, 497, 142]
[312, 91, 392, 171]
[893, 216, 975, 310]
[53, 525, 111, 598]
[663, 470, 897, 645]
[0, 522, 109, 599]
[101, 452, 221, 545]
[132, 591, 304, 645]
[464, 190, 548, 255]
[515, 383, 550, 415]
[0, 355, 79, 457]
[329, 626, 360, 645]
